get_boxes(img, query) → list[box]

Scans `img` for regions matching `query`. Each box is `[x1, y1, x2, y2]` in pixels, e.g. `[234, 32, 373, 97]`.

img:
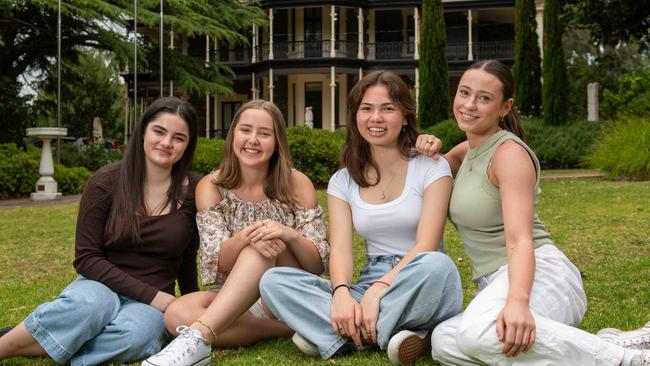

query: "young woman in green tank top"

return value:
[417, 60, 649, 365]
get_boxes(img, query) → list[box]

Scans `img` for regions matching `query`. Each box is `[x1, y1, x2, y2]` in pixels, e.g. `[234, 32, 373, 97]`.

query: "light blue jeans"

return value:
[260, 251, 463, 359]
[24, 277, 166, 366]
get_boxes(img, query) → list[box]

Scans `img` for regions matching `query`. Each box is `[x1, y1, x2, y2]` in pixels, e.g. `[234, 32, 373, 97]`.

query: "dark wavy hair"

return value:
[105, 97, 198, 244]
[342, 70, 419, 187]
[465, 60, 527, 142]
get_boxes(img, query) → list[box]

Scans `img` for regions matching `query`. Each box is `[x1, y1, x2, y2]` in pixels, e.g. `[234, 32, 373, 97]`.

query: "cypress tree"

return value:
[418, 0, 449, 128]
[542, 0, 568, 125]
[513, 0, 542, 116]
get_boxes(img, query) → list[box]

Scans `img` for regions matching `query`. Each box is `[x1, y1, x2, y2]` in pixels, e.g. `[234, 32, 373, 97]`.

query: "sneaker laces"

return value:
[156, 326, 206, 362]
[621, 335, 650, 349]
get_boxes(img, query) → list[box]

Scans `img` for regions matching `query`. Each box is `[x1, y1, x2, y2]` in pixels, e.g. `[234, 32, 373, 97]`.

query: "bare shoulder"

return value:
[493, 140, 531, 164]
[492, 140, 536, 183]
[196, 172, 223, 211]
[290, 170, 318, 209]
[446, 141, 470, 176]
[448, 140, 469, 160]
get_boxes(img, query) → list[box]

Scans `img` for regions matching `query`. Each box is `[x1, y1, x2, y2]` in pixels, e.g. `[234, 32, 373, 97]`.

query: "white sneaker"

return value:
[598, 321, 650, 350]
[142, 326, 212, 366]
[630, 350, 650, 366]
[387, 329, 430, 365]
[292, 332, 320, 357]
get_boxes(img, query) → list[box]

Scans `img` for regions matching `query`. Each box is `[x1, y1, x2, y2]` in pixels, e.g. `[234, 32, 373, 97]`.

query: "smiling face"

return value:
[355, 85, 407, 148]
[143, 112, 190, 170]
[232, 108, 277, 169]
[453, 68, 513, 143]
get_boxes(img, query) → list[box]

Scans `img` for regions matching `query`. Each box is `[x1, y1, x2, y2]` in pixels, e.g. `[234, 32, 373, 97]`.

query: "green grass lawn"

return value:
[0, 178, 648, 365]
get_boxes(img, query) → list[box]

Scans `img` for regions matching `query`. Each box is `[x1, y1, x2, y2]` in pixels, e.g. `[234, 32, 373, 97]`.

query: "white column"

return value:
[269, 69, 274, 102]
[205, 35, 210, 66]
[251, 72, 257, 99]
[213, 94, 218, 134]
[467, 9, 474, 61]
[205, 93, 210, 138]
[330, 66, 336, 131]
[414, 7, 420, 59]
[269, 9, 274, 60]
[169, 29, 175, 96]
[252, 24, 258, 63]
[330, 6, 337, 57]
[358, 8, 364, 59]
[359, 68, 363, 80]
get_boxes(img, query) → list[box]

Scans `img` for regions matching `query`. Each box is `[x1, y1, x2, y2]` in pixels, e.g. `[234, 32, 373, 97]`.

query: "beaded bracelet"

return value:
[371, 280, 390, 287]
[332, 283, 350, 295]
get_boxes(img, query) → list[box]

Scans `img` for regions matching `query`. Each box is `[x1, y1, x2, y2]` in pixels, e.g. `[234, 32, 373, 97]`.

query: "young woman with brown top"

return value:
[0, 97, 200, 366]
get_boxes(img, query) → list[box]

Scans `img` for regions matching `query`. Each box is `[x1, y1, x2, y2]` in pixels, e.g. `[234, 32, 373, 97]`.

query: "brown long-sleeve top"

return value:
[73, 163, 200, 304]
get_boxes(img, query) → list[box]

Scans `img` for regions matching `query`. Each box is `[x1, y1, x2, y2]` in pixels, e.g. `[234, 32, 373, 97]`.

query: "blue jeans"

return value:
[260, 251, 463, 359]
[24, 277, 166, 366]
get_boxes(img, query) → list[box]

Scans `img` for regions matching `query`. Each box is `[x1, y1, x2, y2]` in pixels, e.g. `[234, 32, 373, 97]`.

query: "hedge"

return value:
[0, 144, 91, 198]
[587, 118, 650, 180]
[422, 118, 601, 169]
[0, 119, 612, 199]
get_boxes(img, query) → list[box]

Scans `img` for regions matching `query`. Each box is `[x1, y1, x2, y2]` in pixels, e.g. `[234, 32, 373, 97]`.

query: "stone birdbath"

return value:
[26, 127, 68, 200]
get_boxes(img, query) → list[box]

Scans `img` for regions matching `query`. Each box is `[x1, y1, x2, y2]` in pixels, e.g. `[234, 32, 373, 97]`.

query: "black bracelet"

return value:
[332, 283, 350, 295]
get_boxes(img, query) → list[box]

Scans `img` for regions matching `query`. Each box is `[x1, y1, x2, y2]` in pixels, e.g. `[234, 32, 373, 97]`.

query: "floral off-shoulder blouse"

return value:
[196, 187, 330, 290]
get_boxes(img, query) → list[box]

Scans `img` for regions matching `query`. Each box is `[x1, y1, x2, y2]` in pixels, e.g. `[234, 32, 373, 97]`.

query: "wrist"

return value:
[370, 280, 390, 288]
[506, 293, 530, 305]
[332, 283, 350, 296]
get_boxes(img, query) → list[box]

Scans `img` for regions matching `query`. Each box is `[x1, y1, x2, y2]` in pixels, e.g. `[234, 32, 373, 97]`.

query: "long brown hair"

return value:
[342, 70, 418, 187]
[213, 99, 295, 203]
[465, 60, 527, 141]
[106, 97, 198, 244]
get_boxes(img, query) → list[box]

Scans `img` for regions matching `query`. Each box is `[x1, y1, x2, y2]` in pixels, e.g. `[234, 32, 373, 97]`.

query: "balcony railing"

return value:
[208, 39, 514, 64]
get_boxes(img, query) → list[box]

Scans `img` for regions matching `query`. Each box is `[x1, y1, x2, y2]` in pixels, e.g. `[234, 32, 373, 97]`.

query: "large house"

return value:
[127, 0, 544, 138]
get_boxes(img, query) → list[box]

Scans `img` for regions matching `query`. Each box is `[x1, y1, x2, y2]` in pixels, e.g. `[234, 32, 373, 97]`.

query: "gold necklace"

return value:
[379, 170, 398, 200]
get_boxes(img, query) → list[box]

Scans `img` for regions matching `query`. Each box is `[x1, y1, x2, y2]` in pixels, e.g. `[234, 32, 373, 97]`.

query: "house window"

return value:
[221, 102, 241, 138]
[305, 82, 322, 129]
[304, 8, 322, 57]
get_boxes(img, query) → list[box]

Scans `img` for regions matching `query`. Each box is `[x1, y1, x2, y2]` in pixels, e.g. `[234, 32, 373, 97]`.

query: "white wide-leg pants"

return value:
[431, 245, 625, 366]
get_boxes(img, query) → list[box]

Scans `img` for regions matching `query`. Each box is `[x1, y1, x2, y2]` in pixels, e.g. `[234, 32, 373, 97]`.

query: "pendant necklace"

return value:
[379, 170, 398, 200]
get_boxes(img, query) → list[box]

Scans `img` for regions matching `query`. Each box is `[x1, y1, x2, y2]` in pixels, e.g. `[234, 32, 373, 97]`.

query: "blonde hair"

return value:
[212, 100, 295, 203]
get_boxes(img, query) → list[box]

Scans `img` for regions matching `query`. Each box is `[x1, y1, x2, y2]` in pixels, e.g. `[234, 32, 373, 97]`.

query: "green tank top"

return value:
[449, 130, 554, 280]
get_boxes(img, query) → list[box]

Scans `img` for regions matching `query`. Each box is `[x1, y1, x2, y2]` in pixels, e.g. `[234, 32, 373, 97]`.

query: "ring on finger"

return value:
[427, 139, 433, 144]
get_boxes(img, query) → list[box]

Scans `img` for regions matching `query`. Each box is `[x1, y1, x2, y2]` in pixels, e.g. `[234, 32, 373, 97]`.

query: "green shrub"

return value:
[53, 164, 92, 195]
[287, 126, 344, 187]
[192, 137, 225, 176]
[0, 144, 92, 198]
[420, 118, 600, 169]
[59, 142, 122, 171]
[0, 144, 40, 199]
[602, 68, 650, 120]
[421, 119, 466, 153]
[587, 118, 650, 180]
[525, 118, 602, 169]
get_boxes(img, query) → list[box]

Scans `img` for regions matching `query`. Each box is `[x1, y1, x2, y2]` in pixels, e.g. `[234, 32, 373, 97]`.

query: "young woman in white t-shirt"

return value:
[259, 70, 463, 365]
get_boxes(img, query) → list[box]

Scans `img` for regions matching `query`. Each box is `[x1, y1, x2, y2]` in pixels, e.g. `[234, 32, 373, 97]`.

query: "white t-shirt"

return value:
[327, 154, 452, 256]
